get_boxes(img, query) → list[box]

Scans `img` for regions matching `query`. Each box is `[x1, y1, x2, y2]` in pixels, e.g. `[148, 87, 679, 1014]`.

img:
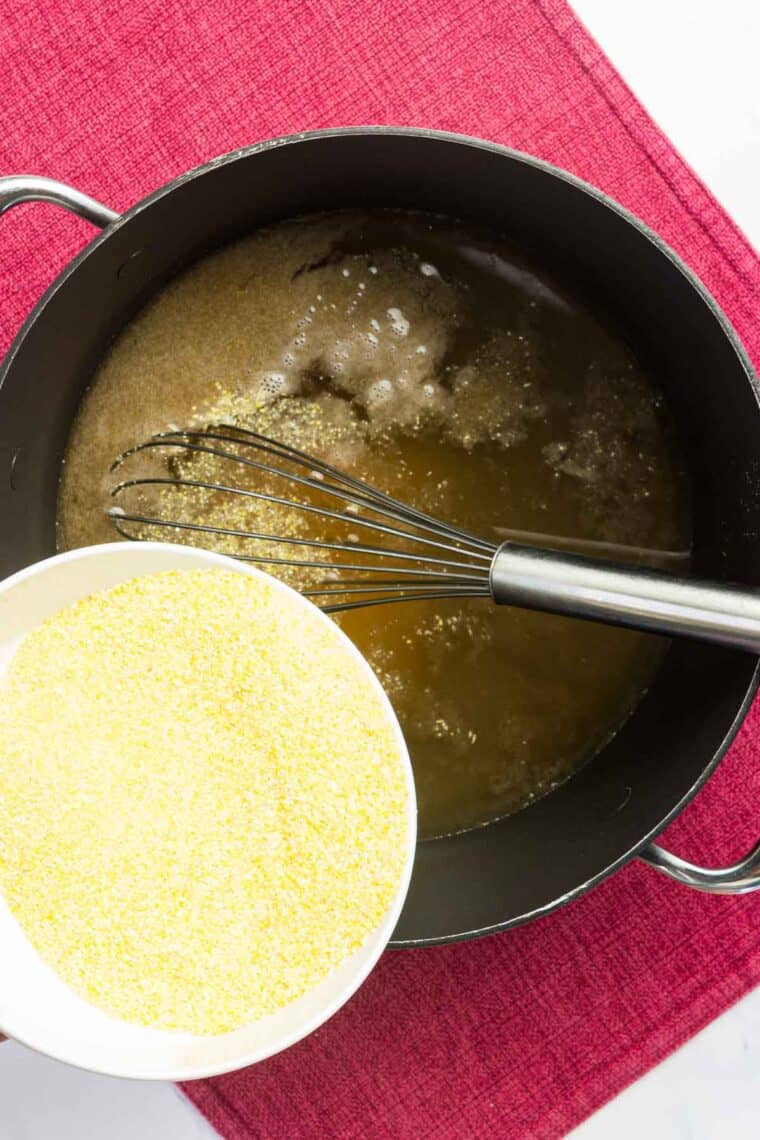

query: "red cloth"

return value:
[1, 1, 759, 1137]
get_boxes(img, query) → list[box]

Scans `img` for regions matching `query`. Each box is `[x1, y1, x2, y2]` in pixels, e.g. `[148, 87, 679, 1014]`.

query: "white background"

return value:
[1, 1, 759, 1136]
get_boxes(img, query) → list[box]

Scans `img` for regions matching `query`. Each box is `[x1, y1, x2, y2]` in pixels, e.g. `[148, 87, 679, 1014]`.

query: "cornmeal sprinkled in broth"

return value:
[58, 211, 690, 838]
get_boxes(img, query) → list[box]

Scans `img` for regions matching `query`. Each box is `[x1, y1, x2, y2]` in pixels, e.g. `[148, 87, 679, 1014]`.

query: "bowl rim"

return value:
[0, 541, 417, 1079]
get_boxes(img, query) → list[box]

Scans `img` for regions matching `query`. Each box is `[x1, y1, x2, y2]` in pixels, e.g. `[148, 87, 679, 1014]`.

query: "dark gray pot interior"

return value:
[1, 130, 758, 944]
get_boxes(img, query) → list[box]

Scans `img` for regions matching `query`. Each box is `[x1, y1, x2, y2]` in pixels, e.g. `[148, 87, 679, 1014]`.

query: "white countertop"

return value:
[1, 1, 758, 1136]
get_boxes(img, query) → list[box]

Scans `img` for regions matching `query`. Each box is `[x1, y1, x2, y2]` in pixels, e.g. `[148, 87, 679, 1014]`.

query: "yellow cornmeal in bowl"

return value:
[0, 568, 410, 1035]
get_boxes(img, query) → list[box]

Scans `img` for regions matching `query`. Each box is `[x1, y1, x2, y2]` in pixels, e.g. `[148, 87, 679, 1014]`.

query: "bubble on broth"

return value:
[386, 307, 411, 337]
[365, 378, 395, 407]
[255, 371, 292, 402]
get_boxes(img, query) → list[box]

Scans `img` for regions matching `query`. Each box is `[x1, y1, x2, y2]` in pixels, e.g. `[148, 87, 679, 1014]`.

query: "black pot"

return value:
[2, 128, 759, 946]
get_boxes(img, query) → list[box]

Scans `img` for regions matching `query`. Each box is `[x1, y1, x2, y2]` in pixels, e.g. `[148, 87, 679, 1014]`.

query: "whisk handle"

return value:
[490, 542, 760, 653]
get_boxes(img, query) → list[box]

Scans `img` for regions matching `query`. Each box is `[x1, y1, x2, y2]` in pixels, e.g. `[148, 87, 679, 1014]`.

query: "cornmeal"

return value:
[0, 569, 409, 1035]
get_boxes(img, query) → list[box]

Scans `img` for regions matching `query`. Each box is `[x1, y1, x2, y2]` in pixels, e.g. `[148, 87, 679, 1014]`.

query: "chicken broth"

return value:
[58, 211, 690, 838]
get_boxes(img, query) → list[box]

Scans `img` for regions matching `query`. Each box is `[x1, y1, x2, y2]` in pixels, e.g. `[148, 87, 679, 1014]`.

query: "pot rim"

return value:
[2, 126, 759, 944]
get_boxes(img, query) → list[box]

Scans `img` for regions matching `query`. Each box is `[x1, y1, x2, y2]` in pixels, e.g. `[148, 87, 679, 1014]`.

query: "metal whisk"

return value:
[109, 425, 760, 652]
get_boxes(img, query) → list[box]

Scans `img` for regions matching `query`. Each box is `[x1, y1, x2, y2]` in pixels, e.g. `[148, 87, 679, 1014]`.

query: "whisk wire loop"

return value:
[109, 426, 496, 609]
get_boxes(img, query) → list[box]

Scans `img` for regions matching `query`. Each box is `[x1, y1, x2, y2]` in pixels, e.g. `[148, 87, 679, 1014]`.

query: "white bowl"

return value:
[0, 542, 417, 1080]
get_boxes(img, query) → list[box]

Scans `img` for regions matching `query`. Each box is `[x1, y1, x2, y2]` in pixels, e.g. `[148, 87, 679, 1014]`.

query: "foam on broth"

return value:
[58, 211, 691, 838]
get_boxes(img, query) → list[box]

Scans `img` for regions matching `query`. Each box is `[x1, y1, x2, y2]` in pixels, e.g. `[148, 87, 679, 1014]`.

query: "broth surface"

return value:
[58, 211, 690, 837]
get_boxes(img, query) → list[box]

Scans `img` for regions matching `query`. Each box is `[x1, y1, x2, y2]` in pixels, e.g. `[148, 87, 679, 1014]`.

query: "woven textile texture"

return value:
[1, 1, 758, 1136]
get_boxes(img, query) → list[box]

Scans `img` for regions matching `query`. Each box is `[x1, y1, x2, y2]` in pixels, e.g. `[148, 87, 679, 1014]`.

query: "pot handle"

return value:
[638, 837, 760, 894]
[0, 175, 118, 228]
